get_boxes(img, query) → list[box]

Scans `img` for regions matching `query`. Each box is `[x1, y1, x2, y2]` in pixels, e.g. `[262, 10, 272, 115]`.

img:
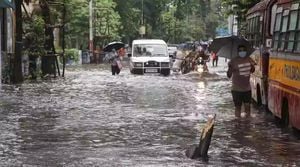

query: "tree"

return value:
[23, 15, 45, 79]
[114, 0, 224, 43]
[10, 0, 229, 82]
[93, 0, 121, 45]
[221, 0, 261, 31]
[37, 0, 57, 76]
[114, 0, 144, 43]
[12, 0, 24, 83]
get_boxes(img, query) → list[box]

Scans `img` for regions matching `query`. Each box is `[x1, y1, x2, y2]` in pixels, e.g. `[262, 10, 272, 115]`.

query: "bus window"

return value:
[247, 17, 255, 46]
[281, 15, 288, 33]
[259, 16, 263, 33]
[274, 13, 282, 32]
[270, 4, 278, 35]
[288, 4, 300, 51]
[247, 19, 250, 32]
[287, 8, 298, 51]
[257, 16, 261, 46]
[297, 35, 300, 52]
[255, 16, 260, 47]
[273, 11, 282, 49]
[297, 4, 300, 52]
[279, 11, 289, 50]
[298, 11, 300, 29]
[289, 10, 298, 30]
[251, 18, 254, 33]
[287, 32, 296, 51]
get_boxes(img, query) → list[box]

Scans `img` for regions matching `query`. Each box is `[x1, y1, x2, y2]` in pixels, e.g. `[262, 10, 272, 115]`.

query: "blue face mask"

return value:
[238, 51, 247, 58]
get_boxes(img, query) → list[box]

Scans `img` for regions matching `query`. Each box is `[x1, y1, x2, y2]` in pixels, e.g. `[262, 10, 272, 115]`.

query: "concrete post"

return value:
[0, 17, 2, 85]
[89, 0, 93, 62]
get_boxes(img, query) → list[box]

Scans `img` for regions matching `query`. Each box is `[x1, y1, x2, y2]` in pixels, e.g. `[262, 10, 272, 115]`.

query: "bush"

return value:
[65, 48, 80, 63]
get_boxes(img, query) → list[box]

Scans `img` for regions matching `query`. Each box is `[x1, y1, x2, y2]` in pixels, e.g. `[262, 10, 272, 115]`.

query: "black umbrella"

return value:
[209, 36, 254, 59]
[103, 41, 125, 52]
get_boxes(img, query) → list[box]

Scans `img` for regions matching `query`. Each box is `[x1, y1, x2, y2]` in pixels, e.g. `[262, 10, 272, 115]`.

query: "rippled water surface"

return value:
[1, 59, 299, 166]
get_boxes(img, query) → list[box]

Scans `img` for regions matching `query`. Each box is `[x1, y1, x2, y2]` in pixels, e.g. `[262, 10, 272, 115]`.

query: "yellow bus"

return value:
[246, 0, 300, 130]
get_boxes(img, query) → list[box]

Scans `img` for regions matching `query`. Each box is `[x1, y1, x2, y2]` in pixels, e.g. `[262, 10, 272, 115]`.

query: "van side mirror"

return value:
[127, 53, 132, 57]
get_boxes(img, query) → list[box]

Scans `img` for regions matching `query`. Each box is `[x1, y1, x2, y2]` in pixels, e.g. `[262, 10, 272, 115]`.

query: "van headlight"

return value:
[134, 62, 143, 67]
[161, 62, 169, 67]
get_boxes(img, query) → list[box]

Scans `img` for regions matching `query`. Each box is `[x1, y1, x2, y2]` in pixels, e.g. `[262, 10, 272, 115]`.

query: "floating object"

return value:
[186, 114, 216, 161]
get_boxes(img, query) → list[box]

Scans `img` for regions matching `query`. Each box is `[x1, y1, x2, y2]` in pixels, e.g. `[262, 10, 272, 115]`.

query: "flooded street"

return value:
[0, 59, 300, 167]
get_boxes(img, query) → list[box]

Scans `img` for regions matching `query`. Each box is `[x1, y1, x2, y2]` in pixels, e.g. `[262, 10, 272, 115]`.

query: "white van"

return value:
[129, 39, 171, 76]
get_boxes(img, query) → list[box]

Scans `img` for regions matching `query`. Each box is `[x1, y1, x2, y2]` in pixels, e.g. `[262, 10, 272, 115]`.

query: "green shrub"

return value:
[65, 48, 80, 62]
[23, 15, 45, 57]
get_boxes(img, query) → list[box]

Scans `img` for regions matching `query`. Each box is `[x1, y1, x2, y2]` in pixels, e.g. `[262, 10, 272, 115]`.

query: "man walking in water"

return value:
[104, 47, 125, 75]
[227, 45, 255, 118]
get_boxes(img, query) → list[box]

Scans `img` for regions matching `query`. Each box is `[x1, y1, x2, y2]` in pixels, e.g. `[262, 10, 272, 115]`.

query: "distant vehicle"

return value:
[167, 44, 178, 60]
[125, 44, 132, 58]
[128, 39, 171, 76]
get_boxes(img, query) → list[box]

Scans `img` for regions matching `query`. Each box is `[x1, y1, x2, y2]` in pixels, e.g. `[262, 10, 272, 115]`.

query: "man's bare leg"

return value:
[244, 103, 251, 118]
[235, 106, 241, 118]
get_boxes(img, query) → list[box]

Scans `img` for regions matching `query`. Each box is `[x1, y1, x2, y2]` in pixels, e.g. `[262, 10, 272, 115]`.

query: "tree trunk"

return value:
[12, 0, 24, 83]
[39, 0, 56, 76]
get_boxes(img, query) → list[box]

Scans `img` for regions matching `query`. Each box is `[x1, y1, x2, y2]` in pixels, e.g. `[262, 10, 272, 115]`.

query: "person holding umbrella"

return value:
[227, 45, 255, 118]
[103, 42, 125, 75]
[106, 48, 125, 75]
[209, 36, 256, 118]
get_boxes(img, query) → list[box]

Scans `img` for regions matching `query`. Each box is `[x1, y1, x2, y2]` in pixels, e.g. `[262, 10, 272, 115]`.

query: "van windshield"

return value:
[133, 44, 167, 57]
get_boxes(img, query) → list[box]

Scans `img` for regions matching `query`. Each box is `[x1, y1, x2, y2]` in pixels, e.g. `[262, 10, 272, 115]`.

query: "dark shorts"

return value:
[111, 65, 120, 75]
[231, 90, 251, 107]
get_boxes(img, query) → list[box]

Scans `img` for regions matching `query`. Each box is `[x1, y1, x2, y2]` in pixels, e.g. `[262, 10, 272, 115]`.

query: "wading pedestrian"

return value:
[227, 45, 255, 118]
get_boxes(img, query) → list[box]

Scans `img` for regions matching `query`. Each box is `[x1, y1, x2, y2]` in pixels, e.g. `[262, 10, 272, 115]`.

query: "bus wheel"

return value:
[281, 99, 289, 128]
[256, 85, 262, 106]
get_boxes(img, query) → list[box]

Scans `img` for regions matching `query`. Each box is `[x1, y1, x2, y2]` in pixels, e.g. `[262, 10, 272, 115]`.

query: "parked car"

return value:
[128, 39, 171, 76]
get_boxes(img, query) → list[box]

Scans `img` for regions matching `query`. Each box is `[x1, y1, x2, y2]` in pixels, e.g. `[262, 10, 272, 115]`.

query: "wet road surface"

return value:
[1, 59, 300, 166]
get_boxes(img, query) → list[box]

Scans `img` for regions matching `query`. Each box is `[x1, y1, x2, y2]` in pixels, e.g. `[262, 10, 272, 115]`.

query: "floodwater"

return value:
[0, 58, 299, 167]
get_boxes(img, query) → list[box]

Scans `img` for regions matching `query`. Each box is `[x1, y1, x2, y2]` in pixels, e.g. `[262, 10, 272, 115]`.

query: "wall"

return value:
[0, 10, 2, 84]
[0, 8, 15, 83]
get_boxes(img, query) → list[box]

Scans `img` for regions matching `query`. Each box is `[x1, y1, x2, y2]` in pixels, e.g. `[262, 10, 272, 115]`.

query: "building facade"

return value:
[0, 0, 15, 83]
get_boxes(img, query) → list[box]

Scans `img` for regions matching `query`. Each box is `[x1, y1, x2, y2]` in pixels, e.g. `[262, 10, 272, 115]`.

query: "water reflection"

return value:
[0, 60, 299, 166]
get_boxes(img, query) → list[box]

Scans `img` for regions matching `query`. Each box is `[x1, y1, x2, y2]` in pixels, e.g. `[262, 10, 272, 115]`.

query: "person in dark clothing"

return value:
[111, 65, 120, 75]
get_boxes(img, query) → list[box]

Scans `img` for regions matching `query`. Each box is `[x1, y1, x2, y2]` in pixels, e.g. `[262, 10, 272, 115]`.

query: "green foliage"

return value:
[114, 0, 141, 42]
[23, 0, 228, 50]
[23, 15, 46, 56]
[59, 0, 89, 48]
[63, 0, 121, 48]
[65, 48, 80, 62]
[221, 0, 261, 23]
[114, 0, 226, 43]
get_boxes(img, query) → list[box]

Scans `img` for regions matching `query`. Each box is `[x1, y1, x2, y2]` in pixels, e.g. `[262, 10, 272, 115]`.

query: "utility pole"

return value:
[62, 1, 66, 77]
[231, 4, 237, 36]
[142, 0, 144, 26]
[139, 0, 145, 38]
[89, 0, 93, 61]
